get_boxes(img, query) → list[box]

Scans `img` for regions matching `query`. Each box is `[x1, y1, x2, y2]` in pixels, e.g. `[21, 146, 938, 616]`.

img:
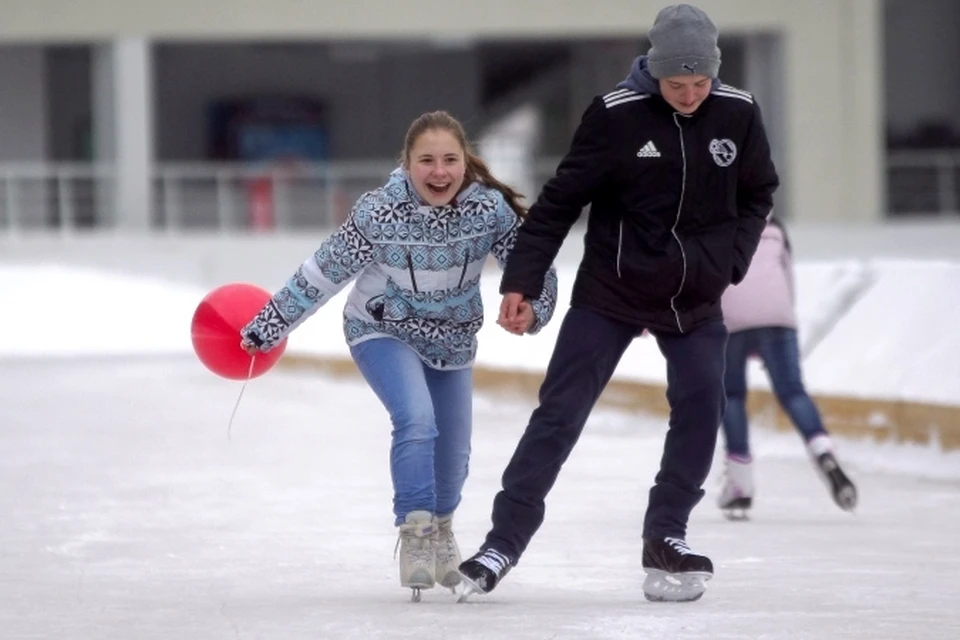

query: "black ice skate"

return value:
[456, 548, 513, 603]
[814, 452, 858, 511]
[641, 537, 713, 603]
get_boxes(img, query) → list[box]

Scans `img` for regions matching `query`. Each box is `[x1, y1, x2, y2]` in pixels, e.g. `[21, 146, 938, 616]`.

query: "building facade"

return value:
[1, 0, 950, 231]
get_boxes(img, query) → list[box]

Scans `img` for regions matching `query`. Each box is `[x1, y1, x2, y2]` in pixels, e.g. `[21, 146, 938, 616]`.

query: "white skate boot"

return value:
[717, 454, 754, 520]
[396, 510, 437, 602]
[806, 434, 858, 512]
[435, 514, 462, 593]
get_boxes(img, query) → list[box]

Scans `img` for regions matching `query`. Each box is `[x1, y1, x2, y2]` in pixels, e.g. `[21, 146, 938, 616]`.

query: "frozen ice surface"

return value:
[1, 357, 958, 639]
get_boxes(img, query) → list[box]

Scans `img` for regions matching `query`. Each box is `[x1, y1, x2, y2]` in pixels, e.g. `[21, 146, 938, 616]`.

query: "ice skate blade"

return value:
[404, 579, 433, 603]
[456, 573, 485, 603]
[720, 496, 751, 521]
[642, 569, 711, 603]
[722, 508, 750, 521]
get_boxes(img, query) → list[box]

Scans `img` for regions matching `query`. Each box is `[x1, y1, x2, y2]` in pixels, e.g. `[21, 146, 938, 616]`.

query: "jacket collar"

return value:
[646, 93, 714, 122]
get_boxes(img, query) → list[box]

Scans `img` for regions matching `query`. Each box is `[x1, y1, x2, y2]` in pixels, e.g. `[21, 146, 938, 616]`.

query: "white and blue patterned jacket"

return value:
[242, 168, 559, 370]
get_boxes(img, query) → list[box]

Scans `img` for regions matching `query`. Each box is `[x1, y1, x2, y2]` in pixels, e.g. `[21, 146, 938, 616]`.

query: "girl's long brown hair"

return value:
[401, 111, 528, 219]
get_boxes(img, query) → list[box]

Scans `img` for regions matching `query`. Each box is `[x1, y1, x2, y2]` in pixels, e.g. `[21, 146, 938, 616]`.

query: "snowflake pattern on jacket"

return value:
[241, 168, 559, 370]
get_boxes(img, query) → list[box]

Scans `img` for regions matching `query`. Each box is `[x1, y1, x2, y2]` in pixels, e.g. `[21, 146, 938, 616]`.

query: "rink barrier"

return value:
[279, 354, 960, 451]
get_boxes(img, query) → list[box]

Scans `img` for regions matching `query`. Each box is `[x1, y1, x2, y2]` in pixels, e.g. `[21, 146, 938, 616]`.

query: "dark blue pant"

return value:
[721, 327, 826, 457]
[482, 307, 728, 561]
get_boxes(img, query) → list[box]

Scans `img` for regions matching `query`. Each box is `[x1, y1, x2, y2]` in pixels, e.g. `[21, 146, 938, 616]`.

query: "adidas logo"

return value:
[637, 141, 661, 158]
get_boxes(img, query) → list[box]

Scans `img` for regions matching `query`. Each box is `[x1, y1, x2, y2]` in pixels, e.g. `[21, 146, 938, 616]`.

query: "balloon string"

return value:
[227, 354, 256, 442]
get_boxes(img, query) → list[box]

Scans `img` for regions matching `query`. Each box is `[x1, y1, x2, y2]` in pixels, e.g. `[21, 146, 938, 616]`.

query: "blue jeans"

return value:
[350, 338, 473, 525]
[722, 327, 826, 457]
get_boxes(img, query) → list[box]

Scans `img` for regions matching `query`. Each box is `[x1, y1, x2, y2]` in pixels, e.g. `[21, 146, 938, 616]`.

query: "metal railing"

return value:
[1, 151, 958, 232]
[887, 150, 960, 216]
[0, 158, 562, 232]
[0, 163, 114, 233]
[153, 157, 563, 230]
[154, 161, 398, 230]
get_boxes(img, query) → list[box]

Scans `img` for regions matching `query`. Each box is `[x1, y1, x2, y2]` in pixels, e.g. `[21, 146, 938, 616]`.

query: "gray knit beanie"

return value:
[647, 4, 721, 79]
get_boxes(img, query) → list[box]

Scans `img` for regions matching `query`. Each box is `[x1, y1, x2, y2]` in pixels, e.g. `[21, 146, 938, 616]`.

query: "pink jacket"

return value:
[721, 221, 797, 333]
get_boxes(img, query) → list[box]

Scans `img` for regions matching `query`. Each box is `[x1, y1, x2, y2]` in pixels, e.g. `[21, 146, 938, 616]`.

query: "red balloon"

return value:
[191, 283, 287, 380]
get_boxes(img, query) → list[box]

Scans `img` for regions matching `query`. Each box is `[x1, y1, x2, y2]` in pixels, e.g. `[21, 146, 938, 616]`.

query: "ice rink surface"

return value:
[2, 357, 958, 639]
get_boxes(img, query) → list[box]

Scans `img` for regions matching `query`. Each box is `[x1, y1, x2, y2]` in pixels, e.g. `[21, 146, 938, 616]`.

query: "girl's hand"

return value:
[498, 296, 535, 335]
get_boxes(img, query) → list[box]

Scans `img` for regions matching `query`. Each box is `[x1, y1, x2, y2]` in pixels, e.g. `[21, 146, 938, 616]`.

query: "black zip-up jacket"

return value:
[502, 84, 779, 333]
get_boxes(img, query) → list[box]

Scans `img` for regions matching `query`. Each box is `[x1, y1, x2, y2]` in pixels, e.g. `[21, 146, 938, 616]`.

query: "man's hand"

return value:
[498, 292, 535, 335]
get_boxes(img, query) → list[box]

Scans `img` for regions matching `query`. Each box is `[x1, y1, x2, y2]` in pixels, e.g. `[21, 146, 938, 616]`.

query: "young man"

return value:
[459, 4, 779, 602]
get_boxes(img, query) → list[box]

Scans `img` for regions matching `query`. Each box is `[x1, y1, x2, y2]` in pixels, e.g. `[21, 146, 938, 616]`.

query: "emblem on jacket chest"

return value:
[709, 139, 737, 167]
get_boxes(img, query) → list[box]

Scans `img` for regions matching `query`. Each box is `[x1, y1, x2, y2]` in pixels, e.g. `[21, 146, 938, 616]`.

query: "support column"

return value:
[784, 6, 842, 224]
[840, 0, 884, 221]
[743, 33, 788, 219]
[92, 37, 154, 230]
[784, 1, 883, 223]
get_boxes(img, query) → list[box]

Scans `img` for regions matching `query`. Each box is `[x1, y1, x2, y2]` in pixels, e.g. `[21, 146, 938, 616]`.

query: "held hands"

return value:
[498, 292, 535, 335]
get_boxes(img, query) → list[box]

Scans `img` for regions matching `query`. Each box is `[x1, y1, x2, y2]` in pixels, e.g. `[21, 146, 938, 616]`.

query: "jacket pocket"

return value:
[381, 276, 414, 322]
[683, 227, 736, 303]
[616, 221, 683, 302]
[380, 275, 484, 325]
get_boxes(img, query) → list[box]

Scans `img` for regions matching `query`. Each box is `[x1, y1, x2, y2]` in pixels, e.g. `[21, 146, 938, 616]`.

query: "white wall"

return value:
[0, 45, 46, 161]
[2, 220, 958, 290]
[2, 221, 959, 409]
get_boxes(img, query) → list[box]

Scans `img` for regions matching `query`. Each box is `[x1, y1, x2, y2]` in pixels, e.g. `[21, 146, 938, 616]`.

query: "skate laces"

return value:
[664, 537, 693, 556]
[394, 520, 436, 561]
[474, 549, 512, 575]
[436, 520, 459, 561]
[400, 541, 434, 568]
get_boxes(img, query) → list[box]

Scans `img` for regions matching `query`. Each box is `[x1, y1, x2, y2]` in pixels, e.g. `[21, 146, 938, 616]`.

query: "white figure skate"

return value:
[435, 514, 462, 593]
[396, 510, 437, 602]
[718, 454, 754, 520]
